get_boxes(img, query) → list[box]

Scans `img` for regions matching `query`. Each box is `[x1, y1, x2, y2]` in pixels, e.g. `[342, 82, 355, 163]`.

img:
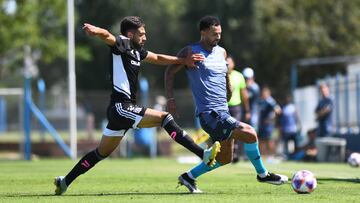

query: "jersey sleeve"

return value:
[239, 73, 246, 89]
[269, 98, 279, 110]
[110, 35, 129, 55]
[322, 98, 333, 112]
[139, 47, 148, 60]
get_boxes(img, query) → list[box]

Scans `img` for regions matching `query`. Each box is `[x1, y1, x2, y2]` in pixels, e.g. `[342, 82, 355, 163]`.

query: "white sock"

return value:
[258, 171, 269, 178]
[187, 171, 195, 180]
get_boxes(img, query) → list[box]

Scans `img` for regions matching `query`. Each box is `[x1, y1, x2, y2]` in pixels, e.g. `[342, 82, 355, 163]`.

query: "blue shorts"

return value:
[258, 125, 274, 140]
[199, 110, 240, 142]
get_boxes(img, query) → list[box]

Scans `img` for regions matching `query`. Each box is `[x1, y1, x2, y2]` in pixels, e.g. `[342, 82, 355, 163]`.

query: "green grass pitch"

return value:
[0, 158, 359, 202]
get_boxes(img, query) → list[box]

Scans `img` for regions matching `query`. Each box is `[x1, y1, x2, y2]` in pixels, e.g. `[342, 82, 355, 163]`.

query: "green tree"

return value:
[0, 0, 89, 87]
[75, 0, 188, 90]
[253, 0, 360, 92]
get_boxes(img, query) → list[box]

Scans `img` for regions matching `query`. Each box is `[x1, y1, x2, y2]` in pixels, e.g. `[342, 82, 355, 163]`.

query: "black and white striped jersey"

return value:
[109, 35, 148, 103]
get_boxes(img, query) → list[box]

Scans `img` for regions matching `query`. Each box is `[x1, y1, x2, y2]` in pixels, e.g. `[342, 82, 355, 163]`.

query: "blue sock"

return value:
[244, 142, 267, 174]
[188, 162, 221, 179]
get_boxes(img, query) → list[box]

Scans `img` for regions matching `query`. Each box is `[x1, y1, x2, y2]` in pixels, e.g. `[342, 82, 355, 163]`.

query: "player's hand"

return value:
[245, 112, 251, 122]
[185, 53, 204, 68]
[83, 23, 100, 36]
[166, 98, 179, 118]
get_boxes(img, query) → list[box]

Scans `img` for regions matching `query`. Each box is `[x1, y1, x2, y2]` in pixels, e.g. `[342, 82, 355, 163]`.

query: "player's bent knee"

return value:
[248, 127, 258, 142]
[160, 112, 170, 120]
[97, 136, 122, 157]
[233, 124, 258, 143]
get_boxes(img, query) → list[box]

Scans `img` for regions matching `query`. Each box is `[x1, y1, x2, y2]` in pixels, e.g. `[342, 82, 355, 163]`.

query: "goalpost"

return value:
[0, 1, 77, 160]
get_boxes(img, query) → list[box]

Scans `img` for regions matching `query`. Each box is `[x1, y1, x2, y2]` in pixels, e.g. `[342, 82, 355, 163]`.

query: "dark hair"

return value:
[199, 15, 220, 31]
[226, 54, 234, 60]
[120, 16, 145, 36]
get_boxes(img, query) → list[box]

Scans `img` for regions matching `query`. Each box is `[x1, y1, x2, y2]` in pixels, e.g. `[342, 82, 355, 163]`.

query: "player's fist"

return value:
[185, 53, 205, 68]
[83, 23, 100, 36]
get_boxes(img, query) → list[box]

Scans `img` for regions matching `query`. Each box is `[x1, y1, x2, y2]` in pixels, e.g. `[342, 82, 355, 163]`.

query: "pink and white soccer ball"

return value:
[291, 170, 317, 194]
[347, 152, 360, 167]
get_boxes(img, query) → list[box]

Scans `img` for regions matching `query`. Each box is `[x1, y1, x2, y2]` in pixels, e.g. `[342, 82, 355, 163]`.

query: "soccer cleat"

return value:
[203, 141, 221, 167]
[54, 176, 68, 195]
[178, 173, 202, 193]
[257, 172, 288, 185]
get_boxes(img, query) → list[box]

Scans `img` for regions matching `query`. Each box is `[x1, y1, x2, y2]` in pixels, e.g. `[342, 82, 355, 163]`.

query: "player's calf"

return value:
[54, 148, 108, 195]
[161, 113, 204, 158]
[215, 139, 234, 165]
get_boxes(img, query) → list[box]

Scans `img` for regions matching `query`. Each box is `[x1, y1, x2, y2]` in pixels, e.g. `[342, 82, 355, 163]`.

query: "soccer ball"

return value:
[347, 152, 360, 167]
[291, 170, 317, 194]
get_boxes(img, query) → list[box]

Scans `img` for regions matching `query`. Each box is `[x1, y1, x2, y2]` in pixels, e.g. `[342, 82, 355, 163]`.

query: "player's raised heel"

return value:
[203, 141, 221, 167]
[257, 172, 288, 185]
[54, 176, 68, 195]
[178, 173, 202, 193]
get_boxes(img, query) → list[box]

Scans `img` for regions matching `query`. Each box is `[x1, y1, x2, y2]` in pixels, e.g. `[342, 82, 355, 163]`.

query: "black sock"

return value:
[162, 114, 204, 158]
[64, 148, 106, 186]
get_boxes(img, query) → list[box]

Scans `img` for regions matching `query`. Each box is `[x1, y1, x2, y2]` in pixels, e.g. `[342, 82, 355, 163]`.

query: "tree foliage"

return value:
[2, 0, 360, 97]
[0, 0, 89, 87]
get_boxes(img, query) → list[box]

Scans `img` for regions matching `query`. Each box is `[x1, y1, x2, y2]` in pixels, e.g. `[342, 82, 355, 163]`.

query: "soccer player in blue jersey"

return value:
[165, 15, 288, 193]
[54, 16, 220, 195]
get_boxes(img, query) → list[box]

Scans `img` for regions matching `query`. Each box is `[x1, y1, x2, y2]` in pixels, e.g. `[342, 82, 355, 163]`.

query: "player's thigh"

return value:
[216, 138, 234, 165]
[137, 108, 167, 128]
[230, 122, 257, 143]
[97, 135, 123, 157]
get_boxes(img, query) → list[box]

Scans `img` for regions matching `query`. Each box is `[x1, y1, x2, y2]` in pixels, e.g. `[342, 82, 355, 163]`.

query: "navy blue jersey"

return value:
[315, 97, 333, 137]
[280, 103, 297, 134]
[258, 96, 278, 130]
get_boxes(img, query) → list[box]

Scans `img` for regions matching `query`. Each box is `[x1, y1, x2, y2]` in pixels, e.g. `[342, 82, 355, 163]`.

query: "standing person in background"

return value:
[226, 55, 250, 163]
[279, 94, 301, 159]
[258, 86, 281, 162]
[315, 83, 333, 137]
[243, 67, 260, 130]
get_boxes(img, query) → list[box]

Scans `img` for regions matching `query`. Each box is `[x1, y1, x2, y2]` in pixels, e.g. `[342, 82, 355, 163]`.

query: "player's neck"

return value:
[199, 40, 214, 52]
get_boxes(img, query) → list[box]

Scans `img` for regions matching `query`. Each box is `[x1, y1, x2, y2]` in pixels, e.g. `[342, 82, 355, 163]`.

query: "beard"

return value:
[132, 41, 144, 49]
[209, 39, 219, 47]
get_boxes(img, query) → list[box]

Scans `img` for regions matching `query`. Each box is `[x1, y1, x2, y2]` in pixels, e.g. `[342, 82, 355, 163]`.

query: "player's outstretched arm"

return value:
[164, 47, 191, 117]
[144, 49, 204, 67]
[82, 23, 116, 46]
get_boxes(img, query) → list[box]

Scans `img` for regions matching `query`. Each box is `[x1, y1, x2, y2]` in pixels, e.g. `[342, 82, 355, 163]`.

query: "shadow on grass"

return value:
[316, 178, 360, 184]
[3, 192, 200, 198]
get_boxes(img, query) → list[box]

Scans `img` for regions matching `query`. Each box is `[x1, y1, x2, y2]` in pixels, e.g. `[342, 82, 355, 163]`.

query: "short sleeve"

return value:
[110, 35, 129, 55]
[239, 73, 246, 89]
[323, 98, 333, 111]
[327, 98, 333, 108]
[269, 98, 278, 110]
[139, 47, 148, 60]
